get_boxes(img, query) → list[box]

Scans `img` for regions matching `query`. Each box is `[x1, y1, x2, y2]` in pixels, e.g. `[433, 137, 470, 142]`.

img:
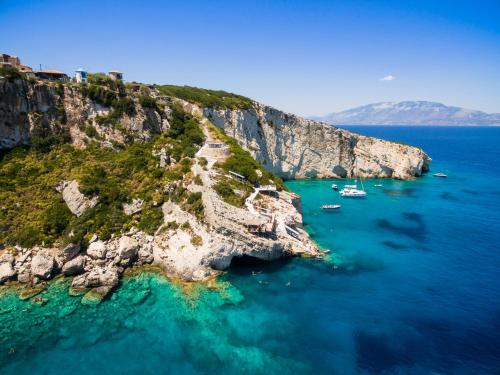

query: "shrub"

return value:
[182, 192, 204, 220]
[213, 181, 245, 207]
[156, 85, 253, 110]
[139, 95, 159, 110]
[193, 175, 203, 186]
[30, 124, 71, 152]
[42, 199, 72, 237]
[164, 221, 179, 231]
[84, 125, 98, 138]
[0, 65, 24, 81]
[198, 157, 208, 166]
[113, 97, 136, 117]
[138, 207, 164, 235]
[191, 234, 203, 246]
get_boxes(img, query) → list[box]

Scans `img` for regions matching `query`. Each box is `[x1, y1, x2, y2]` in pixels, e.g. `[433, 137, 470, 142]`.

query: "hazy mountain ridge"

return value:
[313, 101, 500, 126]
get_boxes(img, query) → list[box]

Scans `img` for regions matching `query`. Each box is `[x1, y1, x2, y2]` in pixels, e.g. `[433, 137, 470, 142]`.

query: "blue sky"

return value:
[1, 0, 499, 116]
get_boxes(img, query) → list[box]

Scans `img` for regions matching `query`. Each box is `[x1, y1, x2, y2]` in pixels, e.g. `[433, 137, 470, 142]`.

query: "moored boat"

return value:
[434, 172, 447, 178]
[340, 188, 367, 198]
[331, 184, 338, 190]
[340, 178, 367, 198]
[321, 204, 341, 210]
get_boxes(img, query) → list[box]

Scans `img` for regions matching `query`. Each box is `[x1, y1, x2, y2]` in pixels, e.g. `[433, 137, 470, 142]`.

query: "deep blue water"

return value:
[1, 126, 499, 374]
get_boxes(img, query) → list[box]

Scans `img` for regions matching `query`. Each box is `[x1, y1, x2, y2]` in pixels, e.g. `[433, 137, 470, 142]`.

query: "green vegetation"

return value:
[30, 122, 71, 153]
[191, 234, 203, 246]
[208, 123, 285, 190]
[87, 73, 125, 92]
[139, 95, 160, 111]
[137, 207, 164, 235]
[84, 125, 98, 138]
[0, 65, 24, 81]
[181, 192, 204, 220]
[213, 176, 253, 208]
[156, 85, 253, 110]
[166, 104, 206, 158]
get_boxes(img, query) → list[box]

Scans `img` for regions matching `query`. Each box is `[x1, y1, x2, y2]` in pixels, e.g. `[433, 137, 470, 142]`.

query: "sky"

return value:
[1, 0, 499, 116]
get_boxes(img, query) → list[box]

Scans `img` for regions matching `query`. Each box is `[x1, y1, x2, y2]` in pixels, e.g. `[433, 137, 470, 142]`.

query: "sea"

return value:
[1, 126, 499, 374]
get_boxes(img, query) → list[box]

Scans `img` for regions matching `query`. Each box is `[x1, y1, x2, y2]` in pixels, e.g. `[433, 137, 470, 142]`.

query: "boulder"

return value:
[62, 243, 81, 261]
[57, 180, 98, 217]
[31, 251, 55, 279]
[0, 253, 15, 265]
[122, 198, 144, 215]
[62, 255, 85, 276]
[0, 262, 16, 283]
[71, 267, 119, 289]
[86, 240, 107, 259]
[118, 236, 139, 260]
[17, 272, 31, 283]
[138, 245, 154, 264]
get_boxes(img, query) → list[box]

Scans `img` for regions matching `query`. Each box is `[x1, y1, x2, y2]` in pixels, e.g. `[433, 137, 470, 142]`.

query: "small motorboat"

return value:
[434, 172, 447, 178]
[321, 204, 341, 210]
[331, 184, 338, 190]
[374, 183, 383, 187]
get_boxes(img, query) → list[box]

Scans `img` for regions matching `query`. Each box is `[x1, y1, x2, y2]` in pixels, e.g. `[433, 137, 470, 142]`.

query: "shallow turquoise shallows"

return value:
[1, 126, 500, 374]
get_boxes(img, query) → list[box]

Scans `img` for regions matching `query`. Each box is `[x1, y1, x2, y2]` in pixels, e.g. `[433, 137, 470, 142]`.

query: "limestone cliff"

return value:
[203, 103, 430, 180]
[0, 79, 430, 180]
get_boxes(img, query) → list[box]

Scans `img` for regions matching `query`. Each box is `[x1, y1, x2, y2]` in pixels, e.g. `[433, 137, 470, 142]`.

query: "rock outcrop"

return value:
[62, 255, 85, 276]
[31, 251, 55, 279]
[56, 180, 98, 217]
[202, 103, 430, 180]
[0, 261, 16, 283]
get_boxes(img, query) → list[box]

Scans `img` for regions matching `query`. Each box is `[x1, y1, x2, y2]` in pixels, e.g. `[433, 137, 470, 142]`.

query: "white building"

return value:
[75, 68, 88, 83]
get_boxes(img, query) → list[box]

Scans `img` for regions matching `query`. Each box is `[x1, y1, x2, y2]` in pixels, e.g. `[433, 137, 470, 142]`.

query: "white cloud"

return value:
[380, 75, 396, 81]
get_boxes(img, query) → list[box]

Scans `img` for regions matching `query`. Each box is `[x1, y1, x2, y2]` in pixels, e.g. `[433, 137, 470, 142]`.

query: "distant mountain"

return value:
[313, 101, 500, 126]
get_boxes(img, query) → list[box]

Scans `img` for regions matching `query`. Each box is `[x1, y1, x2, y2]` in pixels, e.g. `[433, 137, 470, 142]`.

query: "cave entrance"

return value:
[228, 255, 292, 275]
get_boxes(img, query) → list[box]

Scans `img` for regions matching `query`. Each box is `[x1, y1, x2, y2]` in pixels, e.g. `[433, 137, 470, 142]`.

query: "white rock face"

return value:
[202, 103, 430, 180]
[0, 262, 16, 283]
[86, 240, 107, 259]
[57, 180, 98, 217]
[118, 236, 139, 260]
[31, 251, 55, 279]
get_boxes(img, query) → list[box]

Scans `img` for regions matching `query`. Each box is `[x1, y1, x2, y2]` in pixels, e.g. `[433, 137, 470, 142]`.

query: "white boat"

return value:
[340, 178, 367, 198]
[434, 172, 447, 178]
[331, 184, 338, 190]
[374, 184, 383, 187]
[321, 204, 341, 210]
[340, 188, 367, 198]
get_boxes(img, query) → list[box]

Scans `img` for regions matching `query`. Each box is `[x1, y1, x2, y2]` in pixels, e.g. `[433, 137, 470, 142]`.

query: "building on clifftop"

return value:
[0, 53, 35, 77]
[108, 70, 123, 80]
[74, 68, 88, 83]
[34, 69, 69, 82]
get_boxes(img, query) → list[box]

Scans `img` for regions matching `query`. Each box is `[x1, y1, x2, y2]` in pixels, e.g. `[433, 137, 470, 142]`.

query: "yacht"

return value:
[340, 178, 367, 198]
[434, 172, 447, 178]
[340, 188, 367, 198]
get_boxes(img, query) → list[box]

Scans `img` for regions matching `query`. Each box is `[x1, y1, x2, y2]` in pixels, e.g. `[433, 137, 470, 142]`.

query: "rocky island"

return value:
[0, 66, 430, 302]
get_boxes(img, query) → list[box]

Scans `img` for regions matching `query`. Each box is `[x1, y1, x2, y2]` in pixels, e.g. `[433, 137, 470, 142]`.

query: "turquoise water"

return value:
[1, 126, 500, 374]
